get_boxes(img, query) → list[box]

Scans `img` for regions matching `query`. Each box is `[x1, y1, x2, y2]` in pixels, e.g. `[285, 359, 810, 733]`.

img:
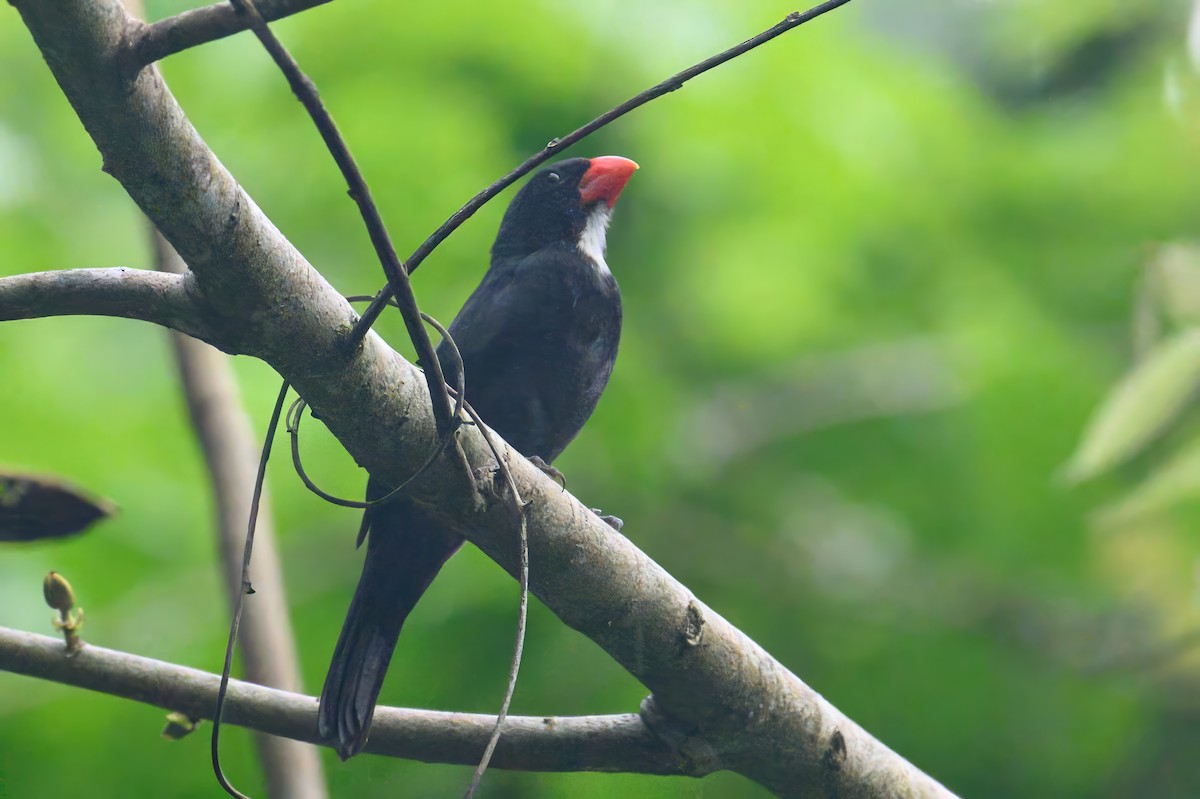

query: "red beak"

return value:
[578, 156, 639, 208]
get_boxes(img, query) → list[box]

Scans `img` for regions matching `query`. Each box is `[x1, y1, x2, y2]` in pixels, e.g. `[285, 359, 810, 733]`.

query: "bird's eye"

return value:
[547, 172, 561, 183]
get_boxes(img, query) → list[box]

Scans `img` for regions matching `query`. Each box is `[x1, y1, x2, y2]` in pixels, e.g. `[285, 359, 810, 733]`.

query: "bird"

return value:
[318, 155, 639, 760]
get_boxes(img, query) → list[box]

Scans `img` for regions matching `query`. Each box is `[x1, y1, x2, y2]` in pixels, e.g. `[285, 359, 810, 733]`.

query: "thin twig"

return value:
[284, 303, 466, 510]
[211, 379, 291, 799]
[350, 0, 856, 341]
[419, 310, 466, 422]
[458, 399, 529, 798]
[284, 398, 366, 508]
[224, 0, 455, 441]
[285, 396, 458, 509]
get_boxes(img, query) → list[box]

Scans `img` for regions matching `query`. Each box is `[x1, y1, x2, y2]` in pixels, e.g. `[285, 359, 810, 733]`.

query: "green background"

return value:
[4, 0, 1200, 796]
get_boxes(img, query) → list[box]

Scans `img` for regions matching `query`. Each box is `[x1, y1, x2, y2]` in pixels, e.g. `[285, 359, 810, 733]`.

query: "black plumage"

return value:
[318, 156, 638, 759]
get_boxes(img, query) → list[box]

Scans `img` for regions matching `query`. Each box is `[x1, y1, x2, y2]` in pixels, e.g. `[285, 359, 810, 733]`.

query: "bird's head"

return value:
[493, 156, 638, 259]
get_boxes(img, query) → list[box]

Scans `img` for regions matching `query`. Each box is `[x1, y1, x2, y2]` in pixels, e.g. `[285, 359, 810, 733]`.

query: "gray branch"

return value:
[0, 267, 213, 342]
[133, 0, 333, 66]
[8, 0, 956, 795]
[0, 627, 686, 775]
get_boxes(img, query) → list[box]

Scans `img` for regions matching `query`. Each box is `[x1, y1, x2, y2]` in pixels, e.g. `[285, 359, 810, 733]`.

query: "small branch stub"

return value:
[163, 711, 201, 741]
[684, 600, 705, 648]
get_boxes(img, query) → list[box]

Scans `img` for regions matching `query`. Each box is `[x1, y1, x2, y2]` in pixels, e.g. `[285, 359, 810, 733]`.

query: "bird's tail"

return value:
[318, 481, 462, 760]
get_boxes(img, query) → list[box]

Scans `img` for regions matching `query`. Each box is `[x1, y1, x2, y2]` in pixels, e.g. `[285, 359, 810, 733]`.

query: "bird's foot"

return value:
[591, 509, 624, 531]
[528, 456, 566, 490]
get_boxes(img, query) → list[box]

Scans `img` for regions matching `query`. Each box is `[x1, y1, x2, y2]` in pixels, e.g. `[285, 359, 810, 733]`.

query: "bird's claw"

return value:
[528, 456, 566, 490]
[591, 509, 624, 531]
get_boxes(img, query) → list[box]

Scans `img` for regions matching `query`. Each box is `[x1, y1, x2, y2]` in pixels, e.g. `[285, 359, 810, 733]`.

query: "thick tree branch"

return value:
[9, 0, 954, 796]
[0, 267, 212, 341]
[133, 0, 331, 66]
[0, 627, 686, 774]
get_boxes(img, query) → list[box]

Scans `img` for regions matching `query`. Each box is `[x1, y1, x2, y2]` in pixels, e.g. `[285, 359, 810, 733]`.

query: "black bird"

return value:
[319, 156, 639, 760]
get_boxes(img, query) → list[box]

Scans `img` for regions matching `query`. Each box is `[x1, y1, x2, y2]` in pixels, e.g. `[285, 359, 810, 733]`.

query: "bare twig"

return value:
[0, 267, 211, 341]
[352, 0, 856, 339]
[285, 309, 466, 511]
[285, 395, 458, 511]
[209, 379, 290, 799]
[132, 0, 332, 66]
[458, 398, 529, 798]
[0, 626, 689, 775]
[154, 232, 326, 799]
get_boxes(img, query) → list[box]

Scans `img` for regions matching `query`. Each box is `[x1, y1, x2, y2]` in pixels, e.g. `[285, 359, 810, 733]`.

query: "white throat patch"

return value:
[577, 205, 612, 275]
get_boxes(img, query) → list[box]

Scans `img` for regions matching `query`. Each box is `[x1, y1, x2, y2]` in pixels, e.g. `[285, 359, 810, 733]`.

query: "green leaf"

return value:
[1064, 328, 1200, 483]
[1095, 435, 1200, 526]
[1150, 243, 1200, 329]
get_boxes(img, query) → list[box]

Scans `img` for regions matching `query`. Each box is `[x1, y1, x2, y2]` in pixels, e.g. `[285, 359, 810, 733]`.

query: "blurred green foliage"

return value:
[4, 0, 1200, 796]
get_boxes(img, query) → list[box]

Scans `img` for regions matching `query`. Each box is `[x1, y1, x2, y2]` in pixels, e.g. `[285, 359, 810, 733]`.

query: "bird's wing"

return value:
[437, 250, 575, 392]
